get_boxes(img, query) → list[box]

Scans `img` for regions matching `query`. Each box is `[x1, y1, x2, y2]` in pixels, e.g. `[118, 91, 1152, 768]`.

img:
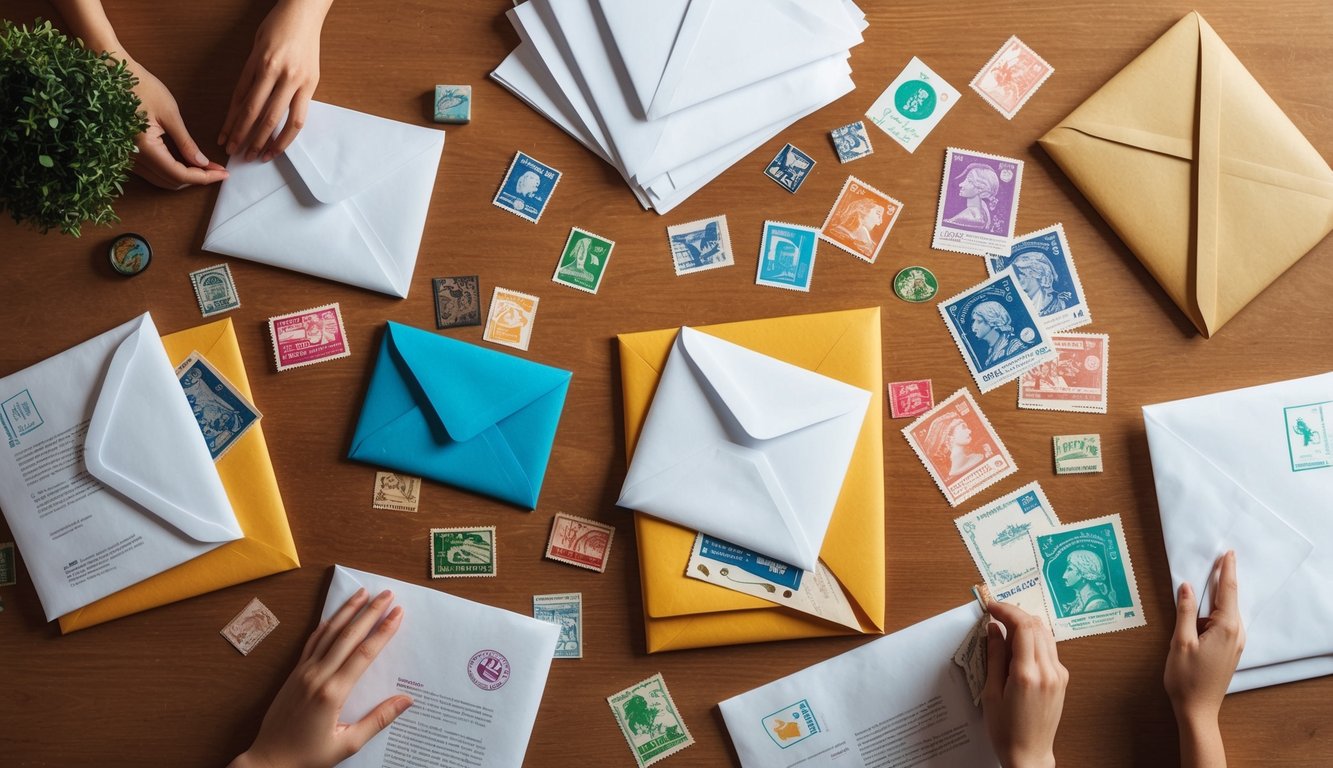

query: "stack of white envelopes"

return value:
[491, 0, 868, 214]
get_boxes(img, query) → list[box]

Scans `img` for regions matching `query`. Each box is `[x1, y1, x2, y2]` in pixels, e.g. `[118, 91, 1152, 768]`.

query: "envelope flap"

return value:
[386, 322, 571, 442]
[286, 101, 445, 204]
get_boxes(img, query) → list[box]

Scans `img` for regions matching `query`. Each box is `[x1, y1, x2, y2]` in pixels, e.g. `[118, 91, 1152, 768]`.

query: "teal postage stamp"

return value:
[0, 541, 15, 587]
[429, 527, 496, 578]
[1053, 433, 1102, 474]
[1030, 514, 1145, 640]
[608, 673, 695, 767]
[533, 592, 583, 659]
[1284, 401, 1331, 472]
[763, 699, 821, 749]
[552, 227, 615, 294]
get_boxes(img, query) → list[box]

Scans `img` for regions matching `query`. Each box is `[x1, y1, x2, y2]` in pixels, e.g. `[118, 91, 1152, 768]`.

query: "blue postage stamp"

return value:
[433, 84, 471, 124]
[189, 263, 241, 318]
[764, 143, 816, 193]
[830, 120, 874, 163]
[763, 699, 821, 749]
[666, 215, 734, 275]
[939, 268, 1057, 393]
[176, 351, 262, 461]
[986, 224, 1090, 333]
[1031, 513, 1145, 641]
[493, 151, 561, 223]
[1, 389, 43, 448]
[756, 221, 819, 292]
[1284, 401, 1332, 472]
[533, 592, 583, 659]
[697, 535, 803, 590]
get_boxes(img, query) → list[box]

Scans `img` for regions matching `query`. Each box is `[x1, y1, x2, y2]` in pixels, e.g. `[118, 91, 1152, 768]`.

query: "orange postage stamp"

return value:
[818, 176, 903, 263]
[483, 287, 540, 351]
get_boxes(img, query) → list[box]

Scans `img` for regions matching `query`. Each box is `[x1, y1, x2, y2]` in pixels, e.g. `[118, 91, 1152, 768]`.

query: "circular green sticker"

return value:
[894, 80, 937, 120]
[893, 266, 939, 303]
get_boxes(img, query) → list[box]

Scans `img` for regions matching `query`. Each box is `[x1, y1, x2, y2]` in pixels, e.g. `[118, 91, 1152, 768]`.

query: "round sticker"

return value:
[893, 265, 939, 303]
[894, 80, 937, 120]
[108, 233, 152, 277]
[467, 649, 511, 691]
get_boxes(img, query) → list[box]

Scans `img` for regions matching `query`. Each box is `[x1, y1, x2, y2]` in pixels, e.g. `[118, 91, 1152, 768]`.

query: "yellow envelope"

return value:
[618, 307, 884, 652]
[58, 318, 299, 632]
[1038, 12, 1333, 337]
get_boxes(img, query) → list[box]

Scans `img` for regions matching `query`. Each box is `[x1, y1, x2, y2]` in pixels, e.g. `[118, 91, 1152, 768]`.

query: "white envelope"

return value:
[617, 327, 871, 570]
[1144, 371, 1333, 692]
[321, 566, 559, 768]
[203, 101, 445, 298]
[0, 313, 241, 620]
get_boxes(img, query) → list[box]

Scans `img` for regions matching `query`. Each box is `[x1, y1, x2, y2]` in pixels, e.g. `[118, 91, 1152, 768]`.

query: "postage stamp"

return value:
[764, 143, 816, 193]
[175, 351, 262, 461]
[970, 36, 1054, 120]
[1053, 434, 1103, 474]
[1031, 513, 1145, 641]
[483, 287, 540, 351]
[553, 228, 615, 294]
[1019, 333, 1109, 413]
[932, 147, 1024, 256]
[533, 592, 583, 659]
[430, 526, 497, 578]
[0, 541, 15, 587]
[667, 215, 734, 275]
[545, 512, 615, 573]
[865, 56, 961, 153]
[952, 612, 989, 706]
[268, 303, 350, 372]
[893, 266, 939, 303]
[608, 673, 695, 767]
[939, 268, 1057, 393]
[189, 263, 240, 317]
[819, 176, 903, 263]
[888, 379, 934, 419]
[371, 471, 421, 512]
[830, 120, 874, 163]
[1, 389, 42, 445]
[763, 699, 822, 749]
[220, 597, 279, 656]
[986, 224, 1090, 333]
[1284, 401, 1333, 472]
[433, 84, 471, 124]
[756, 221, 819, 292]
[433, 275, 482, 329]
[954, 481, 1060, 606]
[493, 151, 561, 223]
[903, 388, 1018, 507]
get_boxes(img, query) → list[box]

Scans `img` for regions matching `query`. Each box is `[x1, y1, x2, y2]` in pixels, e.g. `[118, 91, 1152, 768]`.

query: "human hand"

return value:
[982, 601, 1068, 768]
[230, 588, 412, 768]
[219, 0, 330, 162]
[1164, 550, 1245, 724]
[123, 58, 229, 189]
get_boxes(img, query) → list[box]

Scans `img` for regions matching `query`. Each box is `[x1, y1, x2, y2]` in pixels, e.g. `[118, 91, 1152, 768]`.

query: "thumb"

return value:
[982, 621, 1009, 704]
[344, 695, 413, 752]
[157, 107, 212, 168]
[1173, 582, 1199, 645]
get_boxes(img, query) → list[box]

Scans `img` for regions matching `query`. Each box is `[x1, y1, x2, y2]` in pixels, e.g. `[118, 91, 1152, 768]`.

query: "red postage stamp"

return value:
[1018, 332, 1108, 413]
[818, 175, 904, 264]
[888, 379, 935, 419]
[903, 388, 1017, 507]
[545, 512, 614, 573]
[969, 36, 1054, 120]
[268, 303, 350, 372]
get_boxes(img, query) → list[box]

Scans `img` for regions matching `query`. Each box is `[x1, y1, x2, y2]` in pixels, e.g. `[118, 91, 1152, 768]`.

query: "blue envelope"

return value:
[348, 322, 571, 509]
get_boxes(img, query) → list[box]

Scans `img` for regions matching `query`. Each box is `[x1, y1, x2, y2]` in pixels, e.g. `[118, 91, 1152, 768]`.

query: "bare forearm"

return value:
[48, 0, 123, 54]
[1177, 713, 1226, 768]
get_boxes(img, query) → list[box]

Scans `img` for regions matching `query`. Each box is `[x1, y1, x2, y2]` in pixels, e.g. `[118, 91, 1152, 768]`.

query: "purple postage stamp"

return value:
[932, 148, 1024, 257]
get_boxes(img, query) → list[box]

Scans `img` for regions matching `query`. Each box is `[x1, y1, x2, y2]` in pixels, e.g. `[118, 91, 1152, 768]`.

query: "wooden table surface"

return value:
[2, 1, 1331, 765]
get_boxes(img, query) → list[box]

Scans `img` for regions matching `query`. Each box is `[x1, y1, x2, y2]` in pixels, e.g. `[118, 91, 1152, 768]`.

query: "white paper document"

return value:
[323, 566, 559, 768]
[719, 604, 999, 768]
[0, 313, 241, 620]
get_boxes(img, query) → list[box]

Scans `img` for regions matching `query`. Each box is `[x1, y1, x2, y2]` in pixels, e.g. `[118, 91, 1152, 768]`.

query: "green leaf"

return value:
[48, 116, 58, 128]
[37, 154, 53, 167]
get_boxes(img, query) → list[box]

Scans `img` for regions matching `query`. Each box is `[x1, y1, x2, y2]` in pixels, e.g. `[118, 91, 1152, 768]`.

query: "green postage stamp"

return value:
[1053, 433, 1102, 474]
[429, 527, 496, 578]
[1284, 401, 1332, 471]
[608, 673, 694, 767]
[1030, 513, 1145, 641]
[552, 227, 615, 294]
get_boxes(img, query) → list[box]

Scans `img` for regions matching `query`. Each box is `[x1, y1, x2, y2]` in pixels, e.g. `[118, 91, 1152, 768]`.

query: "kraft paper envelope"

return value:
[618, 308, 884, 652]
[1039, 12, 1333, 337]
[59, 318, 299, 632]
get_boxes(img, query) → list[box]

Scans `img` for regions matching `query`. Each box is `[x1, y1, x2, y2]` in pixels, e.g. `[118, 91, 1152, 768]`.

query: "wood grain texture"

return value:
[1, 1, 1331, 765]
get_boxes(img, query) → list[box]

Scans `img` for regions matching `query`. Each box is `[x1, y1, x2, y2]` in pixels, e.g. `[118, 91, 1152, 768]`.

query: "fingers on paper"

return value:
[262, 88, 309, 161]
[313, 587, 369, 661]
[337, 604, 403, 683]
[344, 695, 414, 753]
[325, 590, 394, 670]
[1173, 580, 1200, 645]
[135, 133, 227, 188]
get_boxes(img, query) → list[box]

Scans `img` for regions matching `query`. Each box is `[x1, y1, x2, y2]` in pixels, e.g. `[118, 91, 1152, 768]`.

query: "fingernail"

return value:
[194, 151, 208, 166]
[354, 587, 368, 599]
[397, 696, 414, 713]
[260, 151, 272, 162]
[1179, 582, 1191, 599]
[375, 589, 393, 603]
[217, 134, 226, 146]
[226, 142, 237, 156]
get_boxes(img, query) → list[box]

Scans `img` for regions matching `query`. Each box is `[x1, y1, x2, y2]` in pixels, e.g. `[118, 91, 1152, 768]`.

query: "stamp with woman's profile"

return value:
[819, 176, 902, 263]
[939, 268, 1057, 393]
[902, 388, 1017, 507]
[1030, 514, 1145, 640]
[932, 147, 1023, 256]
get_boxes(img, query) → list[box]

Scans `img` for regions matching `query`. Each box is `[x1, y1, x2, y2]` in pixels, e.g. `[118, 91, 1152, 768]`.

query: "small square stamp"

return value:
[0, 541, 15, 587]
[903, 388, 1018, 507]
[430, 526, 497, 578]
[1053, 434, 1103, 474]
[887, 379, 934, 419]
[762, 698, 822, 749]
[433, 84, 472, 124]
[175, 351, 262, 460]
[1030, 513, 1145, 640]
[938, 268, 1057, 393]
[932, 147, 1024, 257]
[546, 512, 615, 573]
[764, 143, 816, 193]
[865, 56, 960, 153]
[1019, 333, 1109, 414]
[533, 592, 583, 659]
[755, 221, 819, 292]
[433, 275, 482, 329]
[371, 471, 421, 512]
[667, 215, 733, 276]
[954, 481, 1060, 610]
[819, 176, 903, 263]
[220, 597, 279, 656]
[2, 389, 43, 443]
[483, 287, 540, 351]
[830, 120, 874, 163]
[267, 303, 350, 372]
[189, 264, 240, 317]
[553, 228, 615, 294]
[970, 36, 1053, 120]
[986, 224, 1090, 333]
[608, 673, 694, 767]
[493, 151, 561, 223]
[1284, 401, 1333, 472]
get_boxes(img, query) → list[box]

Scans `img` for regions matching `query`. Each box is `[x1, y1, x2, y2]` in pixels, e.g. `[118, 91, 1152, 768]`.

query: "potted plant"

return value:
[0, 19, 146, 236]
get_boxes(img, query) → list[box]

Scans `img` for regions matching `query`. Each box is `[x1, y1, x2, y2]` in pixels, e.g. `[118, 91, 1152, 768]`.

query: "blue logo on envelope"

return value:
[765, 699, 821, 748]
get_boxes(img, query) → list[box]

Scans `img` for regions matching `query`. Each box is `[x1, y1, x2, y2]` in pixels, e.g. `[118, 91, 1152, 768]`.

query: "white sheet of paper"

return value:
[719, 604, 999, 767]
[323, 566, 559, 768]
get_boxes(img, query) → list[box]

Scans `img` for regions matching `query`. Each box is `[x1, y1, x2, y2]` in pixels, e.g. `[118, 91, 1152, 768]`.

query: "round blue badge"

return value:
[108, 233, 152, 276]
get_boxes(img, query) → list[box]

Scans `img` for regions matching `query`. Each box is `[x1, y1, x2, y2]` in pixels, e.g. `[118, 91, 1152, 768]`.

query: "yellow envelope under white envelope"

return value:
[1038, 12, 1333, 337]
[618, 307, 884, 652]
[59, 318, 299, 632]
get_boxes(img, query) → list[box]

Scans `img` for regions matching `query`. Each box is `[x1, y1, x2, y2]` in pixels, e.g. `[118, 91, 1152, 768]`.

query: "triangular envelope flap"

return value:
[677, 327, 870, 441]
[386, 322, 571, 443]
[595, 0, 689, 117]
[286, 101, 445, 205]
